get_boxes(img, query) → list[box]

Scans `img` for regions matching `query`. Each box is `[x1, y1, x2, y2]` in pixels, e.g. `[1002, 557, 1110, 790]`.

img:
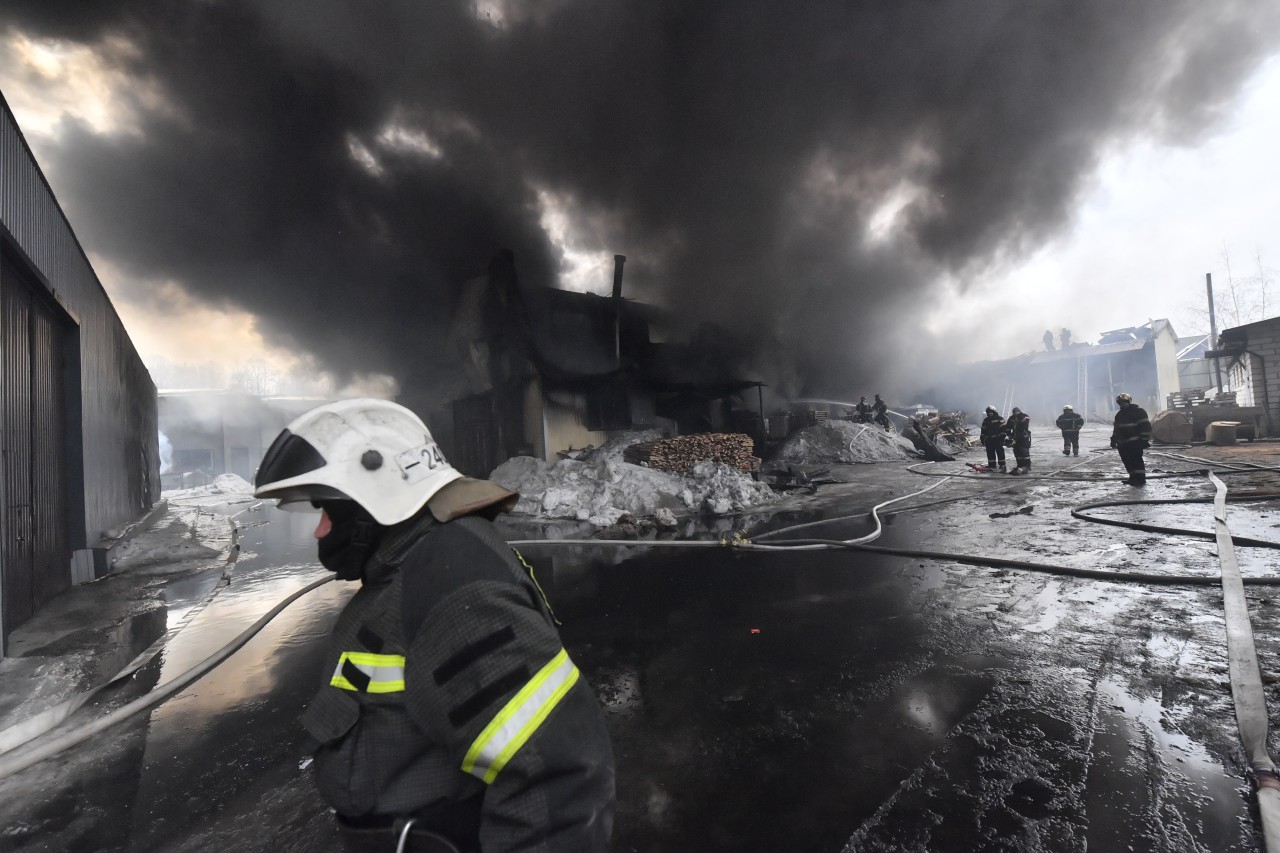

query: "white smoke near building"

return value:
[158, 430, 173, 474]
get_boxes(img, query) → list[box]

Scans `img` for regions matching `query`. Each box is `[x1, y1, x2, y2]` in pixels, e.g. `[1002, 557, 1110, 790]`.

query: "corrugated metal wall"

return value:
[0, 96, 158, 563]
[1, 273, 33, 634]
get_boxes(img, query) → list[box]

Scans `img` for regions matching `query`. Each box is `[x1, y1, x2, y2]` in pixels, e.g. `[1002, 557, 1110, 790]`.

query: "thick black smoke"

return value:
[2, 1, 1279, 398]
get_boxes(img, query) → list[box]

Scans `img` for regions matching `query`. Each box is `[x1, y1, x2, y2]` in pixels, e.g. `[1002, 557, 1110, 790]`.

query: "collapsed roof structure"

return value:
[950, 320, 1181, 423]
[435, 251, 762, 476]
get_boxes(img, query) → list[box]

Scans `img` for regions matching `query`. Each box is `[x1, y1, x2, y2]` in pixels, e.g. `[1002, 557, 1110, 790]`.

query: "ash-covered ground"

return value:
[2, 426, 1279, 851]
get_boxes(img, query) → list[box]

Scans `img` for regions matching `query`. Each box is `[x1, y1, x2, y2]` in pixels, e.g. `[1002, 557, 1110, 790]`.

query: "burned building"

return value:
[1176, 334, 1214, 394]
[0, 95, 160, 651]
[952, 320, 1181, 424]
[437, 252, 762, 476]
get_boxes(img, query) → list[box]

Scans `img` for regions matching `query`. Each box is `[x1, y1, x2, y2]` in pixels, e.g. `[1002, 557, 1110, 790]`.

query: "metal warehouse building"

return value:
[1, 94, 160, 652]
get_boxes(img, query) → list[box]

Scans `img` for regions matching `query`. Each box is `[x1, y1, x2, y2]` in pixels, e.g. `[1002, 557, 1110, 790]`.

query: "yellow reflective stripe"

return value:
[461, 648, 580, 784]
[329, 651, 406, 693]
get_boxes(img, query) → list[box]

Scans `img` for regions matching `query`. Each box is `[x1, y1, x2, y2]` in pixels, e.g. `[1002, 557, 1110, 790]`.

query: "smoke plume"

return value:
[2, 0, 1278, 399]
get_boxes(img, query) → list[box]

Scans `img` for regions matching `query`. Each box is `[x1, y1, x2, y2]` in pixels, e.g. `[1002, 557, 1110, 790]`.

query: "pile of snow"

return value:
[777, 421, 917, 464]
[162, 471, 257, 504]
[110, 538, 222, 571]
[491, 451, 776, 527]
[579, 429, 666, 465]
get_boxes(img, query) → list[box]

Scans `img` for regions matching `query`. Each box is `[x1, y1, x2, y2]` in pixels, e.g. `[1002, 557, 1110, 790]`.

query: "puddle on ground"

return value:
[1085, 677, 1249, 852]
[1022, 581, 1063, 633]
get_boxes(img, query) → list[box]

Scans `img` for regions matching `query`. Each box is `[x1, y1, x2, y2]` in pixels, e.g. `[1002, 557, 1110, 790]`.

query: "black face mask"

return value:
[316, 501, 383, 581]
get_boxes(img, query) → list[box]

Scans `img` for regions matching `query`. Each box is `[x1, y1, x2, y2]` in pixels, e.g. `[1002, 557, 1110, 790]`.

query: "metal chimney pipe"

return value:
[613, 255, 626, 367]
[1207, 272, 1223, 391]
[612, 254, 626, 299]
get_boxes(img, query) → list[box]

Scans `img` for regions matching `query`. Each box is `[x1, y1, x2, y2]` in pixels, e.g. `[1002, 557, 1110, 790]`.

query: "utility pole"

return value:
[1208, 272, 1223, 390]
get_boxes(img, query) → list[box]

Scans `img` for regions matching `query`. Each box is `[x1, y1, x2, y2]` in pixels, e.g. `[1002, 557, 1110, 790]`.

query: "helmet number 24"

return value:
[396, 442, 450, 483]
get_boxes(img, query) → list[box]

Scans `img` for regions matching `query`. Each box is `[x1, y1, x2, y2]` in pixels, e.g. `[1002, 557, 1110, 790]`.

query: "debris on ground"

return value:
[900, 419, 956, 462]
[777, 421, 918, 464]
[761, 466, 837, 493]
[989, 505, 1036, 519]
[623, 433, 758, 473]
[491, 433, 777, 526]
[920, 410, 977, 450]
[595, 512, 655, 540]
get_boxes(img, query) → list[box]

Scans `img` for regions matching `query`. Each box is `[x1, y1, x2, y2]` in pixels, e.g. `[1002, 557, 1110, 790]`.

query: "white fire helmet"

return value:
[1063, 404, 1073, 410]
[1116, 392, 1132, 405]
[253, 398, 463, 525]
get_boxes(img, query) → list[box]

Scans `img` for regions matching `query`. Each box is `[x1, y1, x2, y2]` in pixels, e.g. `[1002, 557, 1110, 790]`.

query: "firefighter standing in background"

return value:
[980, 406, 1008, 473]
[1111, 392, 1152, 486]
[1007, 407, 1033, 474]
[253, 399, 615, 853]
[1055, 404, 1084, 456]
[856, 396, 873, 423]
[872, 394, 892, 431]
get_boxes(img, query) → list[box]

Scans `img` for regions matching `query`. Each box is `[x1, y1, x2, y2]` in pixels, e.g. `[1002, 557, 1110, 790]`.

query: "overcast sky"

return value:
[1, 2, 1279, 401]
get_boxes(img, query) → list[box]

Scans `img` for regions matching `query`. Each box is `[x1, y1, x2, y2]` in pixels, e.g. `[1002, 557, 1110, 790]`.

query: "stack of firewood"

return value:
[623, 433, 757, 473]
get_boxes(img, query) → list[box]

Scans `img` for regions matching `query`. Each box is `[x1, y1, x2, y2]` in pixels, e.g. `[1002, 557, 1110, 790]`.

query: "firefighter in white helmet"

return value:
[254, 398, 614, 852]
[1055, 404, 1084, 456]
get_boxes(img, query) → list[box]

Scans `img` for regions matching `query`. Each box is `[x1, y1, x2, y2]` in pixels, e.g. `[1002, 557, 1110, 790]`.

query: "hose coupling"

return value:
[1252, 767, 1280, 791]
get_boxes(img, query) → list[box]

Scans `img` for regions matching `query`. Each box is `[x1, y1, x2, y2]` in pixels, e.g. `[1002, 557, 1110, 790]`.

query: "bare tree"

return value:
[1256, 248, 1274, 320]
[1179, 246, 1276, 337]
[147, 356, 226, 389]
[230, 363, 281, 396]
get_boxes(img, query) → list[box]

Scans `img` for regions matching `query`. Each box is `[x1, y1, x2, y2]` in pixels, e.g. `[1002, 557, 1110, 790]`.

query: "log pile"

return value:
[623, 433, 758, 473]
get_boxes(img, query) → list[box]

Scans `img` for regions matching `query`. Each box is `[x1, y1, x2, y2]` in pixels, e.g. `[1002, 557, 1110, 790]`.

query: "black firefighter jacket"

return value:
[301, 504, 615, 852]
[980, 413, 1008, 444]
[1007, 413, 1032, 447]
[1112, 404, 1152, 447]
[1055, 412, 1084, 432]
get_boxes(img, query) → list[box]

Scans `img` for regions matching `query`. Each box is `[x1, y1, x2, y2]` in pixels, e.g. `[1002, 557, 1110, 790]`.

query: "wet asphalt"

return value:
[2, 428, 1278, 852]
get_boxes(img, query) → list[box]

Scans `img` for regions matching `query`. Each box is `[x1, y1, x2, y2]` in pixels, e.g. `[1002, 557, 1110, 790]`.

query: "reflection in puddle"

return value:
[1023, 581, 1063, 633]
[1086, 678, 1247, 852]
[162, 568, 224, 631]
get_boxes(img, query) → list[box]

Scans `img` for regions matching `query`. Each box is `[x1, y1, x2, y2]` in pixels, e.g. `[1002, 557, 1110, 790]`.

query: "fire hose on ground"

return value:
[7, 446, 1280, 853]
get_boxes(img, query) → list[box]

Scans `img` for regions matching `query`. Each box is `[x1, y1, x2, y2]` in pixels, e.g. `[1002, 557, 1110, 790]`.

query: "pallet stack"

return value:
[623, 433, 758, 473]
[1168, 390, 1207, 410]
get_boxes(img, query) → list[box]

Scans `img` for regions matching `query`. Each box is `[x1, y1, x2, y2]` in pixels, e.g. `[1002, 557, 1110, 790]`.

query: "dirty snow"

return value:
[110, 504, 234, 571]
[162, 473, 258, 507]
[491, 447, 776, 526]
[777, 421, 918, 464]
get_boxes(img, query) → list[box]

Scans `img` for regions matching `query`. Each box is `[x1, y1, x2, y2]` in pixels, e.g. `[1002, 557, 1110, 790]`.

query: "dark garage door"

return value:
[1, 252, 70, 644]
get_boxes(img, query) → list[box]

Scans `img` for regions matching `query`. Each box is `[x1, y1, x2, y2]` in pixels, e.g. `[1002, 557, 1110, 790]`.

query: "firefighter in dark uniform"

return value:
[1007, 407, 1032, 474]
[1111, 392, 1152, 486]
[254, 399, 615, 853]
[855, 396, 873, 423]
[980, 406, 1008, 473]
[1055, 404, 1084, 456]
[872, 394, 892, 431]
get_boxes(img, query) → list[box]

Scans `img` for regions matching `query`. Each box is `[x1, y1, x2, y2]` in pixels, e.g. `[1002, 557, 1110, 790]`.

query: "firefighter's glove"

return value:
[1004, 438, 1013, 447]
[1140, 439, 1151, 450]
[1110, 438, 1117, 449]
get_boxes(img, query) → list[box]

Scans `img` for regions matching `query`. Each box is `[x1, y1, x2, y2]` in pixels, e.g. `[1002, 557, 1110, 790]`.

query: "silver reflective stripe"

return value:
[461, 649, 580, 784]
